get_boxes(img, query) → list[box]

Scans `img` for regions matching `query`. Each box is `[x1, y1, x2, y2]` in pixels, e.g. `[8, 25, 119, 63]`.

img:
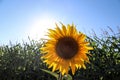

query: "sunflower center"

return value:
[56, 37, 79, 59]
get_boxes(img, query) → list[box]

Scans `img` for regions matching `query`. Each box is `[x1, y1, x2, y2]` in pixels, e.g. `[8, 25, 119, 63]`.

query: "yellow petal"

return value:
[61, 23, 67, 35]
[55, 24, 63, 36]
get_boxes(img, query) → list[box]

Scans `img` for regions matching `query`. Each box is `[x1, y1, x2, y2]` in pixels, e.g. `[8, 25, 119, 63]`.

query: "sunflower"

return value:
[41, 23, 93, 75]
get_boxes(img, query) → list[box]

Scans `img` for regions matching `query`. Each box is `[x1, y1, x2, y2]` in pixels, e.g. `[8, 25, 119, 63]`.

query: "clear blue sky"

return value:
[0, 0, 120, 45]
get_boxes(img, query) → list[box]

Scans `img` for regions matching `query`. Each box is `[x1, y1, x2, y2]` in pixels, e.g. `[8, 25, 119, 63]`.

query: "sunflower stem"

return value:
[58, 73, 63, 80]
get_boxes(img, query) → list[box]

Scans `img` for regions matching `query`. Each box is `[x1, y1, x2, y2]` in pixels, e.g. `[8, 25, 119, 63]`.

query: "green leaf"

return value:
[40, 69, 59, 79]
[63, 74, 73, 80]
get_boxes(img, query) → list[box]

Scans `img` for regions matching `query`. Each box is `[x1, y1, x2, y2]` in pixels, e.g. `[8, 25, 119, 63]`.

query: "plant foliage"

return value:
[0, 30, 120, 80]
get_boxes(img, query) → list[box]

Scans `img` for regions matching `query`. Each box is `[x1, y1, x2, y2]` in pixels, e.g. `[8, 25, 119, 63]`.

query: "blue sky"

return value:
[0, 0, 120, 45]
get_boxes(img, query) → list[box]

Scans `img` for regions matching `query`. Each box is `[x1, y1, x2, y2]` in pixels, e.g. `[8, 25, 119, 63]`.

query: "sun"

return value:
[28, 16, 57, 40]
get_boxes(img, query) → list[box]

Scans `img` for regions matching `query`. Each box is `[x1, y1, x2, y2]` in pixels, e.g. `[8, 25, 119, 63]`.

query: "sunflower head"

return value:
[40, 23, 93, 75]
